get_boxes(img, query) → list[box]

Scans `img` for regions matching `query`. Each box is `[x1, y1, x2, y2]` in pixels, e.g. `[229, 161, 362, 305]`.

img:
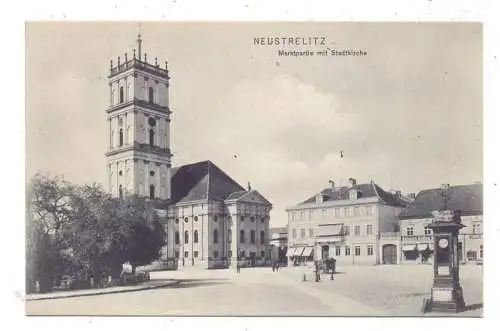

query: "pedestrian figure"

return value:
[330, 258, 336, 280]
[276, 263, 280, 272]
[272, 262, 275, 272]
[314, 261, 320, 282]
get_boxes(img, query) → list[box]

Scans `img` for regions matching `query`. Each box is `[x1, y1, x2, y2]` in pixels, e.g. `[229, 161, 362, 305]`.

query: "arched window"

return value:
[250, 230, 256, 244]
[228, 229, 232, 243]
[240, 230, 245, 244]
[119, 128, 124, 147]
[184, 230, 189, 244]
[213, 229, 219, 244]
[149, 184, 155, 199]
[175, 231, 180, 245]
[149, 129, 155, 146]
[148, 86, 154, 104]
[194, 230, 199, 243]
[119, 185, 123, 199]
[260, 230, 265, 244]
[119, 86, 124, 103]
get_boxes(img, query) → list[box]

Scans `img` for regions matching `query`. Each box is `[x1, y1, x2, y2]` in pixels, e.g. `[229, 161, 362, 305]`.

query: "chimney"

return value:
[395, 190, 401, 198]
[348, 178, 357, 187]
[328, 180, 335, 190]
[247, 182, 252, 191]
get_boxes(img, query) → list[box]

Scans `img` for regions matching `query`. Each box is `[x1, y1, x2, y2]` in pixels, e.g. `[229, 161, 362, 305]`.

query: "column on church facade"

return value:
[155, 162, 161, 199]
[164, 118, 170, 151]
[108, 118, 112, 150]
[124, 112, 128, 145]
[227, 203, 239, 268]
[144, 160, 150, 197]
[115, 161, 120, 198]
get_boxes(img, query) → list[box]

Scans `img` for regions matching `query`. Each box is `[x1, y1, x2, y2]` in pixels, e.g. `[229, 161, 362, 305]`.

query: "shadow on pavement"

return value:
[166, 280, 229, 289]
[152, 277, 230, 282]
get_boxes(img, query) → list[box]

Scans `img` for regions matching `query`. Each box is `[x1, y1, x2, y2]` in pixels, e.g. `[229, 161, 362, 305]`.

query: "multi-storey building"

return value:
[286, 178, 407, 266]
[105, 34, 272, 269]
[398, 183, 483, 264]
[269, 227, 288, 264]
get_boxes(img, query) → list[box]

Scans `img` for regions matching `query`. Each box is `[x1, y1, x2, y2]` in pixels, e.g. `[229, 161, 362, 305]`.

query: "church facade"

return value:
[105, 35, 272, 269]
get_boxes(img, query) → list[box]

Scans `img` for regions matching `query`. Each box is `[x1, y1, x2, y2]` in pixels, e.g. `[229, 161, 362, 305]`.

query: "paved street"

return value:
[25, 264, 482, 316]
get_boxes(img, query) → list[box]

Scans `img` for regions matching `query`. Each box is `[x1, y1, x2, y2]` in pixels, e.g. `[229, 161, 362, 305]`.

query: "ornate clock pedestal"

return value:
[424, 210, 466, 313]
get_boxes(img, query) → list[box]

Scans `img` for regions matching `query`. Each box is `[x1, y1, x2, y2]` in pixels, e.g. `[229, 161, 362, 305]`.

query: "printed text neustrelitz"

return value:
[254, 37, 327, 46]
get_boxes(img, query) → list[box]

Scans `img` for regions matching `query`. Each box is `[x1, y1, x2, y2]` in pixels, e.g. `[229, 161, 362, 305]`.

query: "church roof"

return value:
[169, 160, 246, 204]
[399, 183, 483, 219]
[298, 182, 407, 207]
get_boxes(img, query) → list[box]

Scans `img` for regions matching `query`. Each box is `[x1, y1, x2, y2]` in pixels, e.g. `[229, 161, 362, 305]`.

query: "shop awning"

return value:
[286, 248, 296, 257]
[403, 244, 417, 251]
[302, 246, 313, 257]
[418, 243, 431, 251]
[294, 247, 305, 256]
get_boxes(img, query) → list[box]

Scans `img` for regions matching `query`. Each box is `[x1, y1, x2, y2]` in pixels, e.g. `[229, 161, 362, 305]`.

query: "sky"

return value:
[25, 22, 483, 227]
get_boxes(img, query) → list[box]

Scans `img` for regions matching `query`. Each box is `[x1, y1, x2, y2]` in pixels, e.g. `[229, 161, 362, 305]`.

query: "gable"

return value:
[226, 190, 272, 206]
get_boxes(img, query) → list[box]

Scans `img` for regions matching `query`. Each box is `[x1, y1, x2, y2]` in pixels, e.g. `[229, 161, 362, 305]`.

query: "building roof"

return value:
[398, 183, 483, 219]
[169, 160, 246, 204]
[298, 182, 407, 207]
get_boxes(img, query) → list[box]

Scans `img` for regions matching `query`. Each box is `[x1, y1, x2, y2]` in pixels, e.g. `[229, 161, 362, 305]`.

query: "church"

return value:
[105, 34, 272, 269]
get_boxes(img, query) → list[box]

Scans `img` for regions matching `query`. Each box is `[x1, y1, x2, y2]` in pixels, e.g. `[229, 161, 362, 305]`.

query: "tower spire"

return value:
[137, 23, 143, 60]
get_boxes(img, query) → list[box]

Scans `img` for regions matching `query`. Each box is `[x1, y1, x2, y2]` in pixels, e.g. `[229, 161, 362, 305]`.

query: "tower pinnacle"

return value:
[137, 23, 143, 60]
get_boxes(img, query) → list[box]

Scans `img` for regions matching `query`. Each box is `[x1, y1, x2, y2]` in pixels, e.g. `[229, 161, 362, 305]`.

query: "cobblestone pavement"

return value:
[25, 264, 483, 316]
[278, 263, 483, 317]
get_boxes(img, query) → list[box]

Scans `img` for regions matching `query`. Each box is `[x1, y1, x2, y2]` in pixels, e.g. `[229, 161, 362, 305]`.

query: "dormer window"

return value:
[315, 194, 323, 204]
[349, 190, 358, 200]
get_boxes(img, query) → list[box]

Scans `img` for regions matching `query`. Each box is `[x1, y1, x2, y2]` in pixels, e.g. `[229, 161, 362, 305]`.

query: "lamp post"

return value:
[422, 184, 466, 313]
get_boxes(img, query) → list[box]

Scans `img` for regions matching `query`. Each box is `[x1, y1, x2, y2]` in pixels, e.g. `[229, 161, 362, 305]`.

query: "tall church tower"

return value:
[105, 33, 172, 200]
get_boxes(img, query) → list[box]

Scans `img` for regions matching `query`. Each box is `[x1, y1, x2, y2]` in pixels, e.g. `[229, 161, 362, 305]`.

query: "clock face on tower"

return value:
[438, 238, 449, 249]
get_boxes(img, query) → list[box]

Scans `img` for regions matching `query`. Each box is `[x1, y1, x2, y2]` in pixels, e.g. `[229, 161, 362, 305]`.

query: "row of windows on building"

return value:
[116, 86, 157, 105]
[119, 184, 158, 200]
[113, 116, 165, 149]
[171, 215, 267, 224]
[290, 205, 374, 222]
[330, 245, 374, 257]
[291, 224, 374, 239]
[174, 250, 267, 259]
[170, 229, 266, 245]
[404, 223, 481, 236]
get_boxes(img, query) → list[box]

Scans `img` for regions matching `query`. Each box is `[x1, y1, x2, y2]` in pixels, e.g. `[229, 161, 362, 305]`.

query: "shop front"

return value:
[402, 241, 433, 264]
[287, 245, 314, 266]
